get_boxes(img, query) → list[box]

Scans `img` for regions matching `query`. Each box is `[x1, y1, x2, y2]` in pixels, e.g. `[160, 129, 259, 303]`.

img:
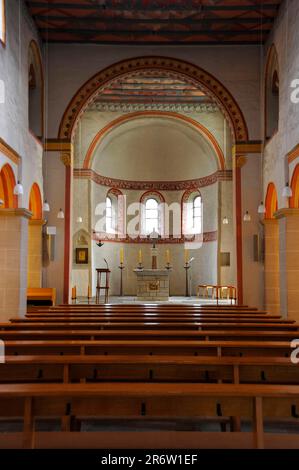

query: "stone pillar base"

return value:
[0, 208, 31, 321]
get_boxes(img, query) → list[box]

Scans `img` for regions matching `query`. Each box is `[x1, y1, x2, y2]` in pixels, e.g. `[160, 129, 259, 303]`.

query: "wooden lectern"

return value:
[95, 268, 111, 304]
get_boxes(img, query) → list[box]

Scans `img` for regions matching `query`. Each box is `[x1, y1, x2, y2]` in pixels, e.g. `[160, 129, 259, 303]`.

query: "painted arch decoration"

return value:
[290, 165, 299, 209]
[265, 182, 278, 219]
[59, 56, 249, 144]
[29, 183, 42, 220]
[0, 163, 17, 208]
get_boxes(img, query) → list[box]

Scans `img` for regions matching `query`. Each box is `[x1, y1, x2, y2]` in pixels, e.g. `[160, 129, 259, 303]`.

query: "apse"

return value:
[71, 70, 235, 298]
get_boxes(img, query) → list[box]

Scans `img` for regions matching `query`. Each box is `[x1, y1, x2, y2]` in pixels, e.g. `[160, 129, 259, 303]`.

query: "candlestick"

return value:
[184, 262, 191, 297]
[87, 285, 92, 304]
[71, 286, 77, 304]
[120, 247, 124, 264]
[118, 262, 125, 296]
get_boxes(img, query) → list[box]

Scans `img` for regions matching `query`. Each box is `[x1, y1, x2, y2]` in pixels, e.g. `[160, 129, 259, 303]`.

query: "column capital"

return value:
[234, 155, 248, 168]
[0, 208, 32, 219]
[262, 218, 279, 225]
[60, 151, 72, 167]
[29, 219, 47, 226]
[274, 208, 299, 219]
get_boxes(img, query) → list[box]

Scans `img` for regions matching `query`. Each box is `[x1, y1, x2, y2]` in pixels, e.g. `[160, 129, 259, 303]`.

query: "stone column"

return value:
[275, 209, 299, 320]
[27, 219, 45, 288]
[263, 219, 280, 314]
[0, 208, 32, 321]
[234, 155, 247, 305]
[61, 149, 73, 304]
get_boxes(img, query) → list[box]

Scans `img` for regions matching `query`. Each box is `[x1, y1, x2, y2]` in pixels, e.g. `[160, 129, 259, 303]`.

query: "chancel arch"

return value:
[59, 57, 248, 144]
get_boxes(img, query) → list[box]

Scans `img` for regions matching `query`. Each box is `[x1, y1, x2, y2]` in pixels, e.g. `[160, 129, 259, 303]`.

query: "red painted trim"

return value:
[63, 166, 71, 304]
[265, 182, 278, 219]
[29, 182, 42, 220]
[58, 56, 248, 143]
[92, 231, 217, 244]
[290, 164, 299, 209]
[235, 166, 243, 305]
[139, 190, 165, 204]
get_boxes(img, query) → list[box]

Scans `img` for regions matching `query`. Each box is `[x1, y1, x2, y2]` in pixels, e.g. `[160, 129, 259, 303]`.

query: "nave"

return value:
[0, 303, 298, 449]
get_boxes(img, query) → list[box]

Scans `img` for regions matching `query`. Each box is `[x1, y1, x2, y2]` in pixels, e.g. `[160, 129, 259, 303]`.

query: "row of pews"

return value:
[0, 303, 299, 449]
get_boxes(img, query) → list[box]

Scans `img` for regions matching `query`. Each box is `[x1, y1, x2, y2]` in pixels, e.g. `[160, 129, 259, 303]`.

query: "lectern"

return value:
[95, 268, 111, 304]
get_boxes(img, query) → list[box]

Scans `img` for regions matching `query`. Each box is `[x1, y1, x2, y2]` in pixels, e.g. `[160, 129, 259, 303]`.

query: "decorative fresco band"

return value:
[91, 231, 218, 244]
[74, 168, 232, 191]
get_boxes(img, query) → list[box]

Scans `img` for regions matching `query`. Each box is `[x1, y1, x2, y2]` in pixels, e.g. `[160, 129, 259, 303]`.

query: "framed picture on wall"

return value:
[75, 248, 88, 264]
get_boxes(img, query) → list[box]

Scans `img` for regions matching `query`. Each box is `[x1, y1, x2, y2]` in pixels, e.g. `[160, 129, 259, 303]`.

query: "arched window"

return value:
[0, 1, 5, 45]
[105, 196, 113, 233]
[192, 195, 202, 233]
[145, 198, 159, 235]
[140, 191, 164, 237]
[182, 190, 202, 236]
[28, 41, 44, 139]
[265, 45, 279, 140]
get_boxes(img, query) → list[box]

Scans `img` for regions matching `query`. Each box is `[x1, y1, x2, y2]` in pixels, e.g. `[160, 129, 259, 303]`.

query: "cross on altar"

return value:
[147, 228, 161, 269]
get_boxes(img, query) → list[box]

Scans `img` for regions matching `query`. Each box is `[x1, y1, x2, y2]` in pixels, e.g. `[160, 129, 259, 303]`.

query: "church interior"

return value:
[1, 0, 299, 452]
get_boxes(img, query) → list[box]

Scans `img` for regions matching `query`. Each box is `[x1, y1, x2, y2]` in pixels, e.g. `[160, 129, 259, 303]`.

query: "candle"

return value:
[87, 285, 91, 298]
[166, 249, 170, 264]
[138, 249, 142, 264]
[71, 287, 76, 299]
[184, 249, 189, 264]
[120, 247, 124, 264]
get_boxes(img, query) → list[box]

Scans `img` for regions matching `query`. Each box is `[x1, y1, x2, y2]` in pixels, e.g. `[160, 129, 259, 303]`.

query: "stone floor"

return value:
[75, 296, 234, 305]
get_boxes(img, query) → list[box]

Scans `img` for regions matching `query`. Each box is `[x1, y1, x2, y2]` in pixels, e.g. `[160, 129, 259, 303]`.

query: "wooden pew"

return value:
[0, 355, 298, 385]
[0, 329, 299, 342]
[2, 339, 293, 357]
[4, 318, 296, 330]
[19, 313, 288, 321]
[27, 288, 56, 306]
[0, 382, 299, 449]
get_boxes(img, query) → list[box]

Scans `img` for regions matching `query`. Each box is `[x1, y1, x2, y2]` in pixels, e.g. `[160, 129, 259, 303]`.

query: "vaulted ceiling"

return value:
[26, 0, 282, 45]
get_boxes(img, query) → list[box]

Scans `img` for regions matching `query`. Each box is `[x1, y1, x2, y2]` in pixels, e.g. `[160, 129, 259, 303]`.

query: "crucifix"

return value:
[148, 228, 161, 270]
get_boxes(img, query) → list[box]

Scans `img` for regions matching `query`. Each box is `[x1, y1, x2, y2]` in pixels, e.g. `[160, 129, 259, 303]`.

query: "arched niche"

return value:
[28, 40, 44, 139]
[265, 45, 279, 141]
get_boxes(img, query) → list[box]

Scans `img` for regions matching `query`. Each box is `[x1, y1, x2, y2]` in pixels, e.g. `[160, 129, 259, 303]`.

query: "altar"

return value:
[134, 269, 170, 301]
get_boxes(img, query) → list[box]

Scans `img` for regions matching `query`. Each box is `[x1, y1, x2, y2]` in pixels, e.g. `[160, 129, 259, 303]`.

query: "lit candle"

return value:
[166, 249, 170, 264]
[120, 247, 124, 264]
[184, 249, 189, 264]
[138, 249, 142, 264]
